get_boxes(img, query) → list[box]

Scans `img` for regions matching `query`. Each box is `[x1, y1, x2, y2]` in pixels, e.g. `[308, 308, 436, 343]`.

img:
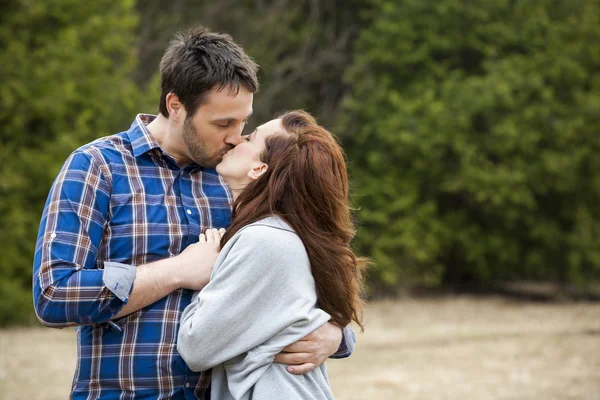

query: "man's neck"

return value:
[145, 114, 193, 167]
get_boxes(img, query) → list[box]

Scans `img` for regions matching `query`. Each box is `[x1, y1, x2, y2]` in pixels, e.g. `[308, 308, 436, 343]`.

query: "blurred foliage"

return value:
[0, 0, 140, 325]
[1, 0, 599, 325]
[133, 0, 366, 129]
[340, 0, 600, 291]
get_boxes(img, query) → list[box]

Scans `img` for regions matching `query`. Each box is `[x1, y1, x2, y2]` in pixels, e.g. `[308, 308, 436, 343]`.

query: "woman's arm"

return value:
[177, 225, 329, 372]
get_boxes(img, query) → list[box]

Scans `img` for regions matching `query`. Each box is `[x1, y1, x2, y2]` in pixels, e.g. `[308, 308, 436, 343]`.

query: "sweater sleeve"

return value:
[177, 225, 328, 372]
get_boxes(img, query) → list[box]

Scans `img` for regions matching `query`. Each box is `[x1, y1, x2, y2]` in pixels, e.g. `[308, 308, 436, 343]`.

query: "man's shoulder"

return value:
[66, 132, 133, 167]
[77, 132, 132, 158]
[55, 132, 134, 184]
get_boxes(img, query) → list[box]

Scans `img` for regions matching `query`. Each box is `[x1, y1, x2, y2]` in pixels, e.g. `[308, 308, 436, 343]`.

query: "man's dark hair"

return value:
[159, 27, 259, 117]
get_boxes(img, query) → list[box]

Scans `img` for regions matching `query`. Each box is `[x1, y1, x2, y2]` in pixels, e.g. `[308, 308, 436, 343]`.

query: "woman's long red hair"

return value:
[221, 110, 366, 331]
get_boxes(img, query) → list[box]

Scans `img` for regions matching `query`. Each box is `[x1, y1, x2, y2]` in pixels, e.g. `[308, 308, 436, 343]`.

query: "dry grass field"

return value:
[1, 296, 598, 400]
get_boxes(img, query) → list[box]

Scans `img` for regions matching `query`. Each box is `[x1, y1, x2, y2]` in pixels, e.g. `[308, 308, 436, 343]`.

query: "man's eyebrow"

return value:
[212, 117, 236, 123]
[212, 112, 253, 124]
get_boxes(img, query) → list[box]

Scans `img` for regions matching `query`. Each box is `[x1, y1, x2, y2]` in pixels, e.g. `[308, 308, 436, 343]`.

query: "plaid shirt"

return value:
[33, 114, 354, 399]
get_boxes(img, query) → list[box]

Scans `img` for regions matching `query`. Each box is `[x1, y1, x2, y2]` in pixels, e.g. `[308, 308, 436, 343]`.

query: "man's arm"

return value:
[112, 238, 219, 319]
[273, 323, 356, 374]
[331, 325, 356, 359]
[33, 150, 119, 327]
[33, 151, 216, 327]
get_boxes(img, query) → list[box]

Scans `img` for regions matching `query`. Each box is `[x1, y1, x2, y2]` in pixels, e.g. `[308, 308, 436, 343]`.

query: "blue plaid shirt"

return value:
[33, 114, 354, 399]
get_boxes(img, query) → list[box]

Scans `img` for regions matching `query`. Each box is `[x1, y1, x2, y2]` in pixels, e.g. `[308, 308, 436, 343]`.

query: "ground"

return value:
[1, 297, 598, 399]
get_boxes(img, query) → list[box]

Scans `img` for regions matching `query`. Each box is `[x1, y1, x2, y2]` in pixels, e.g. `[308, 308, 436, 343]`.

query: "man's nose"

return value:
[226, 131, 244, 146]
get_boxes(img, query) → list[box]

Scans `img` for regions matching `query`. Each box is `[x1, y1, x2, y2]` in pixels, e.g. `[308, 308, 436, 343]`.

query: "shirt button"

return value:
[186, 209, 192, 215]
[50, 233, 57, 239]
[185, 382, 190, 388]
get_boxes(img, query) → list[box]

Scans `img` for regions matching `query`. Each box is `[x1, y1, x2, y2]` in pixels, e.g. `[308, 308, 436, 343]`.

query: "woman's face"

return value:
[216, 118, 283, 186]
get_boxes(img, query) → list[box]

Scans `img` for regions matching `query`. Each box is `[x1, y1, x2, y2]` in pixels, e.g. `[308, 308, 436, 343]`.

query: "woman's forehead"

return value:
[256, 118, 284, 139]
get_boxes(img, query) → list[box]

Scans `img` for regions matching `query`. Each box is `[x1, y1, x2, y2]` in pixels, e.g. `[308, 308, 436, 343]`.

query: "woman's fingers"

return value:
[201, 228, 226, 243]
[204, 228, 221, 242]
[205, 229, 214, 243]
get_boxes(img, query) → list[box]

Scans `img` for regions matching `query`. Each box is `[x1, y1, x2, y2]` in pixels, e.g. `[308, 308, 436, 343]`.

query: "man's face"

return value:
[182, 86, 253, 168]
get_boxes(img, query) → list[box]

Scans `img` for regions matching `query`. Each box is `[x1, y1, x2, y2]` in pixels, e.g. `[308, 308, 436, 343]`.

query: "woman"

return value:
[177, 110, 366, 399]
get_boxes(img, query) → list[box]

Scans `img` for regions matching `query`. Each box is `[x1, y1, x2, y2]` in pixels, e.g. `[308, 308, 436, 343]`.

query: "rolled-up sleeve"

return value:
[32, 150, 134, 328]
[102, 262, 136, 302]
[330, 325, 356, 359]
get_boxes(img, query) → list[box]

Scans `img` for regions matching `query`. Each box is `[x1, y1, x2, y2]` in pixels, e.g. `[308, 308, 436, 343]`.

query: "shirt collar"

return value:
[126, 114, 161, 158]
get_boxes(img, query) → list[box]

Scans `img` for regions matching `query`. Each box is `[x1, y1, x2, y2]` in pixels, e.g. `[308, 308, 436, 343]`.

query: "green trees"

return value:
[340, 0, 600, 289]
[0, 0, 140, 325]
[1, 0, 599, 325]
[134, 0, 366, 129]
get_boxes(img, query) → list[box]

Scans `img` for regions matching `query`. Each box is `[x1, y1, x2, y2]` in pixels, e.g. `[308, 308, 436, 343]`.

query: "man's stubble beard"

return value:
[182, 117, 220, 168]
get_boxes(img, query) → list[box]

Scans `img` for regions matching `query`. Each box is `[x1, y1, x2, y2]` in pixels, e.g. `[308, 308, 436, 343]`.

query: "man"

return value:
[32, 27, 354, 399]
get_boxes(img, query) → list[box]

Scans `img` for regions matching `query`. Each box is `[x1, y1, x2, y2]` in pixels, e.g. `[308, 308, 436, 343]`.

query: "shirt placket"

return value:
[180, 168, 202, 248]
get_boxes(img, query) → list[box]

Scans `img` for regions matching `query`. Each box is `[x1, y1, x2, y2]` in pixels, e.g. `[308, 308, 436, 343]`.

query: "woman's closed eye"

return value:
[244, 129, 256, 142]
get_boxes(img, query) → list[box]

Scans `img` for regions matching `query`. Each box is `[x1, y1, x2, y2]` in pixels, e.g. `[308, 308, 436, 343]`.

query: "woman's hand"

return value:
[173, 228, 226, 291]
[274, 321, 343, 374]
[199, 228, 226, 245]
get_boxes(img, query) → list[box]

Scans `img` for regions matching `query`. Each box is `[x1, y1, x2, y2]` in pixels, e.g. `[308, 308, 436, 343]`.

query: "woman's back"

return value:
[213, 350, 332, 400]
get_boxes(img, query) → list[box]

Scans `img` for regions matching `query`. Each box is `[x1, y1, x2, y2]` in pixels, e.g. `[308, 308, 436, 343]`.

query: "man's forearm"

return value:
[112, 237, 218, 319]
[112, 257, 182, 319]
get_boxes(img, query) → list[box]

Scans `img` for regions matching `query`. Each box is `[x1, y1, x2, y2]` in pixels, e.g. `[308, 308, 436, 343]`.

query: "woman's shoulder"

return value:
[217, 215, 313, 288]
[238, 215, 294, 236]
[248, 215, 293, 230]
[233, 215, 304, 253]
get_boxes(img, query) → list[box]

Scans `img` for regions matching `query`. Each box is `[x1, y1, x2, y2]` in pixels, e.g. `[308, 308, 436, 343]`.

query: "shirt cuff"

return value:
[330, 325, 356, 359]
[102, 261, 136, 303]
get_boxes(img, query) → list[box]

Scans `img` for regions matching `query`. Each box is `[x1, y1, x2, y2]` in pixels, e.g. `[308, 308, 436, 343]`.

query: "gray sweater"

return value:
[177, 216, 336, 399]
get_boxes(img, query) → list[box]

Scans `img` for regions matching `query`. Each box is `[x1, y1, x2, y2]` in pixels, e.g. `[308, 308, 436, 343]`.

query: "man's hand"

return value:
[112, 228, 226, 320]
[274, 321, 342, 375]
[174, 228, 225, 291]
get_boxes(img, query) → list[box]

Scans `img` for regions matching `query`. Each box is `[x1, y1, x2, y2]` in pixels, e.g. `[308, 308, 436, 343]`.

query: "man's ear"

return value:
[247, 163, 268, 180]
[166, 93, 185, 122]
